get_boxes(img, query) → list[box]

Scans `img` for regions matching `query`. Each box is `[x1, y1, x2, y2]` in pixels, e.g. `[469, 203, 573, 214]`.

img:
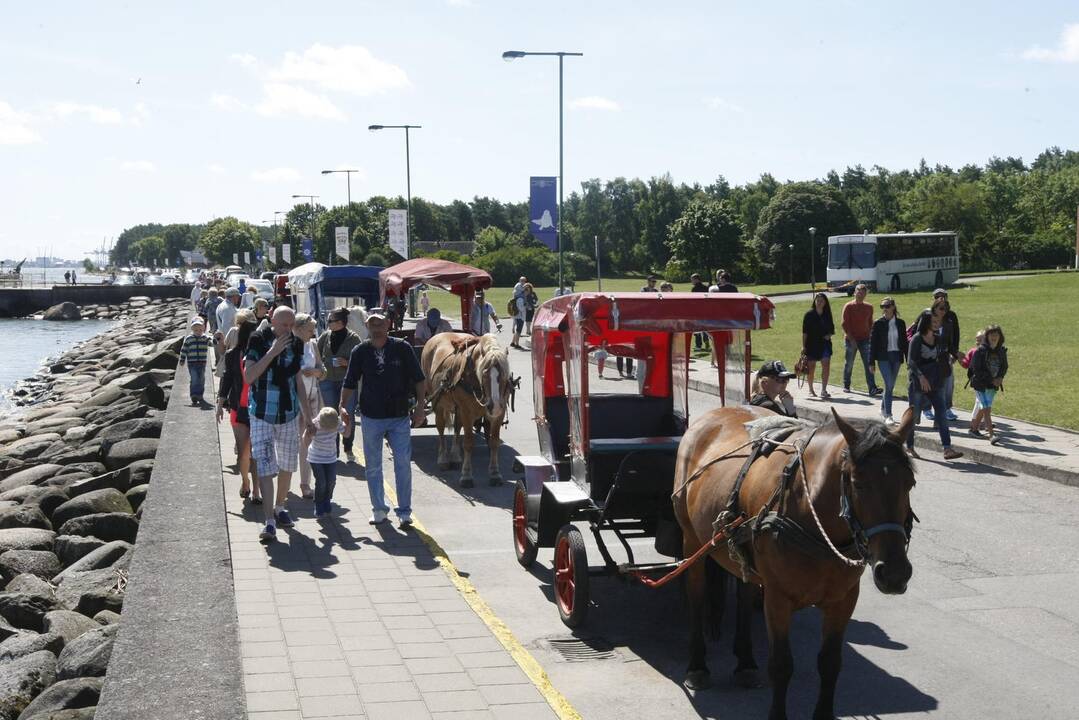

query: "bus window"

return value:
[828, 243, 876, 269]
[828, 244, 849, 269]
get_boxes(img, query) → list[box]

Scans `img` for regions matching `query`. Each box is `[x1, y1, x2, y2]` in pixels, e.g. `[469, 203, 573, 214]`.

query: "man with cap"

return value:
[931, 287, 961, 421]
[641, 275, 660, 293]
[339, 308, 427, 527]
[179, 316, 211, 404]
[749, 360, 798, 417]
[316, 307, 363, 461]
[216, 287, 241, 346]
[414, 307, 452, 344]
[469, 289, 502, 336]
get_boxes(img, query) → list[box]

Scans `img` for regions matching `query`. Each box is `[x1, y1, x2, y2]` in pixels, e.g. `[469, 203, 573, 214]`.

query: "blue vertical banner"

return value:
[529, 176, 558, 252]
[302, 238, 313, 261]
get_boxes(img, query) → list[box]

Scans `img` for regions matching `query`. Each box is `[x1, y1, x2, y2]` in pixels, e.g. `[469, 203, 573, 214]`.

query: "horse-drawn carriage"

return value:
[512, 291, 775, 627]
[379, 258, 493, 347]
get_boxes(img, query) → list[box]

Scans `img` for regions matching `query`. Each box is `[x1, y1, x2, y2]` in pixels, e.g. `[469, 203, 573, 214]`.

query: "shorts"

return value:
[974, 388, 997, 409]
[230, 406, 250, 427]
[250, 416, 299, 477]
[805, 341, 833, 362]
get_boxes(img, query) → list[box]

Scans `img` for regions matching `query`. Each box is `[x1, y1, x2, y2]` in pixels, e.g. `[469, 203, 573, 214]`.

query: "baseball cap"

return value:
[757, 360, 795, 379]
[366, 307, 388, 322]
[932, 288, 948, 297]
[224, 287, 240, 297]
[190, 316, 205, 327]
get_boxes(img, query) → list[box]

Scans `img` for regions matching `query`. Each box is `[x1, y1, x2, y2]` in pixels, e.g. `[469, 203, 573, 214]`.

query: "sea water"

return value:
[0, 318, 114, 416]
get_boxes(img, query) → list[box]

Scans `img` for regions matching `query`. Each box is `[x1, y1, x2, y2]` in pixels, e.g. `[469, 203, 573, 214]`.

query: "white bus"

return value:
[826, 231, 959, 294]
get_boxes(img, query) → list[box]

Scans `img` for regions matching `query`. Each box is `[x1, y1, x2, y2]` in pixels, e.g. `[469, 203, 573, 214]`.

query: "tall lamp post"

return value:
[291, 194, 321, 264]
[808, 226, 817, 289]
[502, 49, 583, 292]
[273, 211, 285, 266]
[367, 125, 420, 259]
[788, 243, 794, 285]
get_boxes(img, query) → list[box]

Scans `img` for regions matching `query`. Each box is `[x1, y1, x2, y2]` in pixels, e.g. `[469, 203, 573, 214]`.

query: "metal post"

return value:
[1075, 206, 1078, 271]
[558, 54, 565, 292]
[595, 234, 601, 291]
[809, 226, 817, 289]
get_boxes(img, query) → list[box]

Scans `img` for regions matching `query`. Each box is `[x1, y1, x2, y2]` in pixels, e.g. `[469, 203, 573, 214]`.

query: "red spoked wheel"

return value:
[513, 480, 538, 568]
[553, 524, 589, 628]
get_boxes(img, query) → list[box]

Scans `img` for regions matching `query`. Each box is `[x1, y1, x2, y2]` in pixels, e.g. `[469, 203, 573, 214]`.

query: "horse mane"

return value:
[841, 420, 913, 473]
[474, 335, 510, 381]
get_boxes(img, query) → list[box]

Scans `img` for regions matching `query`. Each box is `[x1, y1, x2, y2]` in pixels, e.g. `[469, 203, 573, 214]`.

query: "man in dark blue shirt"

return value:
[340, 308, 427, 527]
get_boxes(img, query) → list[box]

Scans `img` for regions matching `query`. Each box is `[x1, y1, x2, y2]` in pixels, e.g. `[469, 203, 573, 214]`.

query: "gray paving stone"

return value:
[382, 614, 435, 630]
[399, 642, 454, 659]
[432, 711, 494, 720]
[246, 690, 299, 712]
[478, 683, 545, 706]
[414, 673, 477, 693]
[447, 637, 505, 655]
[244, 672, 296, 693]
[466, 666, 531, 686]
[389, 627, 444, 644]
[405, 656, 466, 675]
[288, 644, 344, 661]
[298, 692, 364, 717]
[365, 700, 432, 720]
[439, 623, 497, 639]
[352, 664, 413, 685]
[340, 633, 394, 651]
[423, 689, 489, 713]
[244, 656, 292, 675]
[345, 648, 403, 667]
[247, 711, 303, 720]
[357, 680, 422, 703]
[292, 659, 351, 678]
[296, 675, 358, 696]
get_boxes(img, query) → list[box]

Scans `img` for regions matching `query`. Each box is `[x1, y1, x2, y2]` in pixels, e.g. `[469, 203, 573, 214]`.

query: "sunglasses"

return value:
[881, 303, 894, 309]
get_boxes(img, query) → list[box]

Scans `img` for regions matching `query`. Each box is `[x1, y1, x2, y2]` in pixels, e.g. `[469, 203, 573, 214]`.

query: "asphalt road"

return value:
[404, 331, 1079, 720]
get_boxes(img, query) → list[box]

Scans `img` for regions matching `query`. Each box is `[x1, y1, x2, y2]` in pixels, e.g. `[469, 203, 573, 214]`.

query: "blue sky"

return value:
[1, 1, 1077, 259]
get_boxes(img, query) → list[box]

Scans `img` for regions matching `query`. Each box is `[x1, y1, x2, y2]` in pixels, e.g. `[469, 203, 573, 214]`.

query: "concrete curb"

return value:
[688, 377, 1079, 487]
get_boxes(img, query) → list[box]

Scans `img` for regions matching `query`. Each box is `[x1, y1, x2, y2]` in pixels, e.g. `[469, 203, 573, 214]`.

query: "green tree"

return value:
[198, 217, 260, 265]
[900, 174, 987, 267]
[753, 182, 858, 283]
[131, 235, 166, 267]
[82, 258, 96, 273]
[666, 198, 745, 279]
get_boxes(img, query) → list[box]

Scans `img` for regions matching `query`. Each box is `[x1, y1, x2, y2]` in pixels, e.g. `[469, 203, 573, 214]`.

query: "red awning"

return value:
[531, 292, 775, 334]
[379, 259, 493, 304]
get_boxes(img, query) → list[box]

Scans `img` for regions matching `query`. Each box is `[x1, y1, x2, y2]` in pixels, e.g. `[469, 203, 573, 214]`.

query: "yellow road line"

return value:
[381, 480, 582, 720]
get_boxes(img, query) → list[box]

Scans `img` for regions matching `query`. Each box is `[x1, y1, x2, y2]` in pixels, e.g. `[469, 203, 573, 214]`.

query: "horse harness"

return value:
[428, 346, 520, 426]
[690, 424, 917, 582]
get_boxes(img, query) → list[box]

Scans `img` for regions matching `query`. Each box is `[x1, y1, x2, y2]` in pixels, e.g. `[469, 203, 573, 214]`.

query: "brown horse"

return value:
[421, 332, 515, 488]
[672, 405, 917, 720]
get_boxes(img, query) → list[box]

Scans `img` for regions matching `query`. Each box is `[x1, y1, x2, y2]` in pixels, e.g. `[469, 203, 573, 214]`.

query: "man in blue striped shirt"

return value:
[179, 317, 211, 405]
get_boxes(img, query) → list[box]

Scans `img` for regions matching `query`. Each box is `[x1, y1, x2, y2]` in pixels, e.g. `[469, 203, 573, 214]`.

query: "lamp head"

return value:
[368, 124, 384, 131]
[321, 170, 332, 175]
[809, 226, 817, 235]
[502, 50, 525, 61]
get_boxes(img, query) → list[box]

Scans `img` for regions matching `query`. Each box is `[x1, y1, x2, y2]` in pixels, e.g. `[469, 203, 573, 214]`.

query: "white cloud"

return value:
[570, 96, 620, 111]
[51, 102, 126, 125]
[0, 101, 41, 145]
[1022, 23, 1079, 62]
[250, 167, 301, 183]
[121, 160, 156, 172]
[255, 83, 345, 120]
[230, 53, 259, 69]
[269, 44, 410, 96]
[447, 0, 474, 6]
[704, 97, 747, 114]
[208, 164, 227, 175]
[211, 93, 247, 111]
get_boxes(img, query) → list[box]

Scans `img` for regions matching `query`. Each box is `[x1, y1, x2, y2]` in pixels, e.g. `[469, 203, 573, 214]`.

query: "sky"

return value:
[1, 0, 1078, 259]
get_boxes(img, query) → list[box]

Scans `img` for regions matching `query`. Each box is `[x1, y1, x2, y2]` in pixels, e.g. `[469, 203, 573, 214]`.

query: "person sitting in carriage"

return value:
[413, 307, 452, 344]
[748, 360, 798, 417]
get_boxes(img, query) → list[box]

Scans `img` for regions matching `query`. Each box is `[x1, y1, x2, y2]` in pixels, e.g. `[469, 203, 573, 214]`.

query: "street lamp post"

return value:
[273, 211, 286, 266]
[367, 126, 420, 259]
[292, 194, 321, 264]
[502, 49, 583, 292]
[789, 243, 794, 285]
[808, 226, 817, 289]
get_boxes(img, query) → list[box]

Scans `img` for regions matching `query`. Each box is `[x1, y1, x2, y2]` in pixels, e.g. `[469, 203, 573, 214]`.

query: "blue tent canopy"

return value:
[287, 263, 384, 330]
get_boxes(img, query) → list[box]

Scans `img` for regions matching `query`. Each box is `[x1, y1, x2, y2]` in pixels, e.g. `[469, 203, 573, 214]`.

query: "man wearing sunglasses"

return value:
[749, 360, 798, 417]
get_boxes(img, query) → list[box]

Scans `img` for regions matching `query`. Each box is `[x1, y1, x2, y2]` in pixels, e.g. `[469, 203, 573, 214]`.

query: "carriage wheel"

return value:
[513, 480, 538, 568]
[554, 524, 589, 628]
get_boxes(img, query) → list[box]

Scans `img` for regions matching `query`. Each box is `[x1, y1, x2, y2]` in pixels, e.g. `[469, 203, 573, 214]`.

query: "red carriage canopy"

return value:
[379, 258, 493, 331]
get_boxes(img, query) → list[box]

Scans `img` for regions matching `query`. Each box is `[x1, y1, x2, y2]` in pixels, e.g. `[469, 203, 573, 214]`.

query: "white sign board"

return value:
[282, 243, 291, 264]
[335, 227, 350, 262]
[268, 246, 277, 264]
[244, 251, 251, 264]
[233, 253, 239, 265]
[388, 209, 409, 259]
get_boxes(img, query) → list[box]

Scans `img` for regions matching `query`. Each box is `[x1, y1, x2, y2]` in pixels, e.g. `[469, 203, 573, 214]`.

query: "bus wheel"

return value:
[934, 270, 944, 288]
[891, 274, 901, 292]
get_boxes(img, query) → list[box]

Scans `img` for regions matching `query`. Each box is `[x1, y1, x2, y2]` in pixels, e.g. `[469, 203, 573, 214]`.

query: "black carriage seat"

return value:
[589, 436, 681, 453]
[587, 394, 683, 446]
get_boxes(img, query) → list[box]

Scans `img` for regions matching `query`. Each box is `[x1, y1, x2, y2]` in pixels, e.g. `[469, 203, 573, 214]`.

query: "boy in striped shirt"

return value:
[180, 317, 211, 405]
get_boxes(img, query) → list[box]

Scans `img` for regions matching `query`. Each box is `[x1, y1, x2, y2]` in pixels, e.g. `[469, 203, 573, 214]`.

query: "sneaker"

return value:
[905, 446, 919, 458]
[345, 450, 356, 464]
[883, 415, 896, 426]
[398, 516, 414, 529]
[945, 409, 959, 421]
[943, 448, 964, 460]
[259, 523, 276, 543]
[843, 386, 851, 393]
[924, 409, 935, 421]
[369, 510, 389, 525]
[989, 435, 1001, 446]
[869, 387, 883, 397]
[275, 509, 295, 528]
[968, 428, 984, 438]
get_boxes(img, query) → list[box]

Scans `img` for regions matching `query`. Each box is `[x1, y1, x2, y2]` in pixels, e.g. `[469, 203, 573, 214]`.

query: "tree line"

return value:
[109, 146, 1079, 285]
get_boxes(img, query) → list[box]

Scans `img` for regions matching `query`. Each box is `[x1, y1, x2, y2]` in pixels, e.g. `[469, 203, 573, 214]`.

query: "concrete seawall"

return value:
[0, 285, 193, 317]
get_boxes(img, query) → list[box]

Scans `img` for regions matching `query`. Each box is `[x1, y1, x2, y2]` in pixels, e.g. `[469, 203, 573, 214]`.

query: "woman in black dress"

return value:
[801, 292, 835, 399]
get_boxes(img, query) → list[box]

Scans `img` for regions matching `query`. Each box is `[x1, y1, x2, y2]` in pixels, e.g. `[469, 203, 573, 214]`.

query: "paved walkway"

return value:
[218, 421, 560, 720]
[687, 359, 1079, 485]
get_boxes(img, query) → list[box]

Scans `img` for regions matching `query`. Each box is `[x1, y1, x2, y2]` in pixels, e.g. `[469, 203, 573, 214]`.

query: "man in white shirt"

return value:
[190, 282, 202, 310]
[414, 308, 453, 344]
[215, 288, 241, 349]
[469, 290, 502, 335]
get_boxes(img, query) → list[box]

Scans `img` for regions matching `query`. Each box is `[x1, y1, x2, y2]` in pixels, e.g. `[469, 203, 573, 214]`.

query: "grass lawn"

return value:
[712, 273, 1079, 430]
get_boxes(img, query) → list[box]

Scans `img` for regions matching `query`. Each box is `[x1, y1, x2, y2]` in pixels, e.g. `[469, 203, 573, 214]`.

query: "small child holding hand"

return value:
[305, 407, 346, 517]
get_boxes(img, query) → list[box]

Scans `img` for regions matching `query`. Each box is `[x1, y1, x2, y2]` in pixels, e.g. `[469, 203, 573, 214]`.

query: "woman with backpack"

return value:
[968, 324, 1008, 445]
[906, 310, 963, 460]
[868, 296, 908, 425]
[801, 292, 835, 399]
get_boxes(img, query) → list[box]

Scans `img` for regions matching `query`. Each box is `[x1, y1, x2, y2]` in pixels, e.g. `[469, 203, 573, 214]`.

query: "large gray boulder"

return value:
[4, 576, 55, 604]
[54, 569, 123, 616]
[0, 466, 64, 495]
[0, 530, 56, 554]
[116, 460, 153, 489]
[75, 385, 125, 411]
[22, 419, 84, 438]
[101, 438, 158, 471]
[51, 541, 131, 584]
[3, 438, 62, 463]
[61, 472, 126, 499]
[0, 551, 61, 583]
[41, 611, 98, 645]
[42, 303, 81, 321]
[14, 676, 101, 719]
[20, 707, 96, 720]
[91, 610, 120, 625]
[52, 537, 105, 568]
[50, 490, 132, 529]
[56, 513, 138, 544]
[0, 488, 68, 520]
[108, 370, 173, 391]
[124, 484, 148, 512]
[0, 632, 64, 662]
[0, 506, 51, 531]
[52, 464, 105, 479]
[0, 592, 56, 631]
[0, 650, 57, 720]
[141, 348, 179, 371]
[94, 417, 163, 448]
[55, 624, 117, 680]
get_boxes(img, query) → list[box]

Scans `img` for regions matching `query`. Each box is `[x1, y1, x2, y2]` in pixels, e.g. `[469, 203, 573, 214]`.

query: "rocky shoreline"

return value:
[0, 298, 189, 719]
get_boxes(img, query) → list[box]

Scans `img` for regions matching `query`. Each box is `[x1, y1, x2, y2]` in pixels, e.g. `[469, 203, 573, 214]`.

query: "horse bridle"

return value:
[837, 449, 919, 564]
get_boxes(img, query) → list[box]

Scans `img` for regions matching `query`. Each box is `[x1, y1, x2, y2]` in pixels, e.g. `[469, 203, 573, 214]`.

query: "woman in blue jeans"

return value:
[868, 297, 908, 425]
[906, 311, 963, 460]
